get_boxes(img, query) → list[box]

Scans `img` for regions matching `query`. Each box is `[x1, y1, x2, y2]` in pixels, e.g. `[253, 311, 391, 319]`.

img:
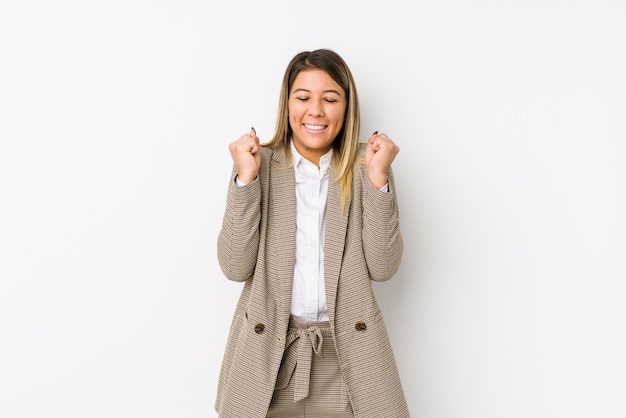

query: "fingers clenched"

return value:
[228, 127, 262, 184]
[364, 131, 400, 189]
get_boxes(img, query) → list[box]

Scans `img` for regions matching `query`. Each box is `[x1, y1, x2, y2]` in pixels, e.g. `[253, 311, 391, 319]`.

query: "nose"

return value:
[308, 99, 324, 117]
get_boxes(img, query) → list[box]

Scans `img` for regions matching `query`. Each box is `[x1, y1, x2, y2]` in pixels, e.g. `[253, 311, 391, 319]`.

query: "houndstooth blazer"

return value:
[215, 143, 410, 418]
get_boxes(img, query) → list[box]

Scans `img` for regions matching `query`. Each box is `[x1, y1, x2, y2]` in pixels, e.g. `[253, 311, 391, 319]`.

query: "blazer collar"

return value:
[267, 145, 297, 316]
[323, 164, 349, 324]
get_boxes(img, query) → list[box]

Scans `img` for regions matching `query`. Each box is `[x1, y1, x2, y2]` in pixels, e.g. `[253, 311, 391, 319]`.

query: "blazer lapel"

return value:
[269, 147, 297, 316]
[323, 164, 349, 324]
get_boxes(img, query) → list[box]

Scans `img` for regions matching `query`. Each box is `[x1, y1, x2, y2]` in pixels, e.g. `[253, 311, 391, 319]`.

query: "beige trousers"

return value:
[266, 319, 354, 418]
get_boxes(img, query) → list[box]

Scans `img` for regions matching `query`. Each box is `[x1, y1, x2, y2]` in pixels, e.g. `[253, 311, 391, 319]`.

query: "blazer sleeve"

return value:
[216, 166, 261, 282]
[361, 166, 404, 281]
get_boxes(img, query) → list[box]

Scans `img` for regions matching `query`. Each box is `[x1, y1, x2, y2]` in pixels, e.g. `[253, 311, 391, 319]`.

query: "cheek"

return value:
[288, 115, 298, 130]
[333, 113, 346, 130]
[332, 107, 347, 126]
[287, 106, 298, 121]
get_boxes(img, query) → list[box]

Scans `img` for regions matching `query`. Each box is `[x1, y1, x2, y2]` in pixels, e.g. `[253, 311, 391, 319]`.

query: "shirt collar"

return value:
[290, 141, 333, 170]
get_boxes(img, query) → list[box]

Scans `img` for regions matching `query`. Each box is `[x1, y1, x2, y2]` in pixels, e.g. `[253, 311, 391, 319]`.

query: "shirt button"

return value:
[355, 322, 367, 331]
[254, 323, 265, 334]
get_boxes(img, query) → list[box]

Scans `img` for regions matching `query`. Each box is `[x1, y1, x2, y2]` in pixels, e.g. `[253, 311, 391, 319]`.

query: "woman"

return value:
[215, 48, 409, 417]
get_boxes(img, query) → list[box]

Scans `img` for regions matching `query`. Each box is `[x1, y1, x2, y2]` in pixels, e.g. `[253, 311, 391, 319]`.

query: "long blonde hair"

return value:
[264, 49, 361, 210]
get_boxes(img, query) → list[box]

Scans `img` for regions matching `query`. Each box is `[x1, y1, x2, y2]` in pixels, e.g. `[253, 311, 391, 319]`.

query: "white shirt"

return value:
[290, 143, 332, 322]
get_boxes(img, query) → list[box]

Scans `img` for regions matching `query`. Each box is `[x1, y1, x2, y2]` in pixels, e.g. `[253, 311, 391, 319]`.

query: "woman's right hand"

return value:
[228, 127, 261, 184]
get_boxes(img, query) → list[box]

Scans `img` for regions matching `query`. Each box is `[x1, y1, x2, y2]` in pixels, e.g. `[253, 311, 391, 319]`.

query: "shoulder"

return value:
[261, 145, 274, 156]
[357, 142, 367, 158]
[354, 142, 367, 176]
[257, 144, 290, 182]
[259, 145, 276, 171]
[260, 145, 274, 161]
[261, 143, 291, 169]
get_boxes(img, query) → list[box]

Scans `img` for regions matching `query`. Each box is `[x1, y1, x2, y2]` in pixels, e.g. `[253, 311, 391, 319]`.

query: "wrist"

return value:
[368, 172, 388, 189]
[237, 172, 257, 184]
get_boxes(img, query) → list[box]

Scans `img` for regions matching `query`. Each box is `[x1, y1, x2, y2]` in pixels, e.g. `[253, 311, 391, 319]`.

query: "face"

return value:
[288, 69, 347, 165]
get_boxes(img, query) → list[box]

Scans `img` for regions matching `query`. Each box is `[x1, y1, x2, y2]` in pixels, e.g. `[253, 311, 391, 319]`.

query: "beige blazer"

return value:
[215, 144, 409, 417]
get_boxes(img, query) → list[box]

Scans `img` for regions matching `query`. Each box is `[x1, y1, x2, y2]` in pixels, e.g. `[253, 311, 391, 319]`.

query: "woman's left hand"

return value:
[365, 132, 400, 189]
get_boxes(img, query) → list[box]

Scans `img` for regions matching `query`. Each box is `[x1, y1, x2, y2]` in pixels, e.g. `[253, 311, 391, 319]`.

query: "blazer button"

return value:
[254, 323, 265, 334]
[355, 321, 367, 331]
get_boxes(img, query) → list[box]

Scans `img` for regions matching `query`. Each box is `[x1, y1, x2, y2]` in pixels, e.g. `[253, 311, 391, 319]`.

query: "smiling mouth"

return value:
[304, 124, 327, 131]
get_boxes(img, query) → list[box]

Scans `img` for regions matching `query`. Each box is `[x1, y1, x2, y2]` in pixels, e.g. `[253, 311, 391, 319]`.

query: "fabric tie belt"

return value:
[276, 320, 327, 403]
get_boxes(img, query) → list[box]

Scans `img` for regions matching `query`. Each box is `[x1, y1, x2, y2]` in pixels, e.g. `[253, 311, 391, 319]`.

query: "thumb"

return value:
[367, 130, 379, 145]
[250, 127, 259, 143]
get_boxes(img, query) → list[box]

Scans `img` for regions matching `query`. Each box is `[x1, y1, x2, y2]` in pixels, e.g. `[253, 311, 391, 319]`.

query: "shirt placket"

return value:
[303, 168, 321, 322]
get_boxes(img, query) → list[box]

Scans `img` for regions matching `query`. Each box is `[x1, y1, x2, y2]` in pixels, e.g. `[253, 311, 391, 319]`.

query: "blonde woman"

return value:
[215, 48, 409, 417]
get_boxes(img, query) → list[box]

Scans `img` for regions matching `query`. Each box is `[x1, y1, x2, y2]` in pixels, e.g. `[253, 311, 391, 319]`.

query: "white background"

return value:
[1, 1, 625, 417]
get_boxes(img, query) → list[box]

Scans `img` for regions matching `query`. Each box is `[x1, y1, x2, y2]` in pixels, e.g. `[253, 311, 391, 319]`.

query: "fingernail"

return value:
[372, 131, 378, 136]
[251, 127, 256, 134]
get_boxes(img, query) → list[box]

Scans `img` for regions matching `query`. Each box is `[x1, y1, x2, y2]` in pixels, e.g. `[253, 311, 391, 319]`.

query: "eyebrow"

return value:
[292, 88, 343, 96]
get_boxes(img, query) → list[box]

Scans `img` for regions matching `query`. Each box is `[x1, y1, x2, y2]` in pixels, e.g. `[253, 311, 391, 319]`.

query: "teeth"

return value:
[304, 124, 326, 131]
